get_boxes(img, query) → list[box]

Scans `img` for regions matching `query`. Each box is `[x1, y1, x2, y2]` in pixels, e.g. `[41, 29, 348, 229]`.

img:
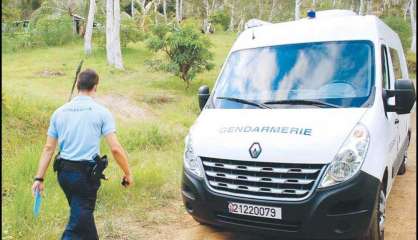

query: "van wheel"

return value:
[358, 187, 385, 240]
[397, 152, 407, 175]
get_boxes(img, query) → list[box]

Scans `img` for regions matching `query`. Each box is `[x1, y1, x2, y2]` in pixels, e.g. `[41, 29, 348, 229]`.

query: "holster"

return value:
[53, 153, 62, 172]
[89, 154, 108, 181]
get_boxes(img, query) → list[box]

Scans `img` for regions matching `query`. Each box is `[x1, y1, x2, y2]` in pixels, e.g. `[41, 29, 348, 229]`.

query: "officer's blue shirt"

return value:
[47, 95, 116, 161]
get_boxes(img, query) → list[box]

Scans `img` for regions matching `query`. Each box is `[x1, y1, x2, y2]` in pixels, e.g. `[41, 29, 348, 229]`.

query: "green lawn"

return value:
[2, 32, 237, 240]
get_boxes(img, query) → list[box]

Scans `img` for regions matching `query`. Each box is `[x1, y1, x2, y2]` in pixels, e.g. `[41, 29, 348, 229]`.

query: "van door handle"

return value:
[394, 119, 399, 124]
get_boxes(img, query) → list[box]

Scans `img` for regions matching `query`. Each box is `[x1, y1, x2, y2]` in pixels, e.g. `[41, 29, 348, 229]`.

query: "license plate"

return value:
[228, 202, 282, 219]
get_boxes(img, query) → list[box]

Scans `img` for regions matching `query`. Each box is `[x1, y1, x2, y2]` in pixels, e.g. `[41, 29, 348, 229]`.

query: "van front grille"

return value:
[201, 157, 326, 201]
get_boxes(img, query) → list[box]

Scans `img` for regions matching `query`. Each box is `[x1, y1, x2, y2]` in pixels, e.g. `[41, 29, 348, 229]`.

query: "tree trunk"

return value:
[295, 0, 302, 20]
[237, 10, 245, 31]
[228, 0, 235, 31]
[180, 0, 183, 21]
[154, 0, 159, 25]
[258, 0, 263, 19]
[163, 0, 167, 22]
[176, 0, 182, 22]
[131, 0, 134, 17]
[410, 0, 416, 53]
[269, 0, 277, 22]
[404, 1, 409, 20]
[359, 0, 365, 15]
[113, 0, 124, 69]
[106, 0, 114, 65]
[366, 0, 372, 14]
[84, 0, 96, 55]
[333, 0, 336, 8]
[202, 0, 210, 33]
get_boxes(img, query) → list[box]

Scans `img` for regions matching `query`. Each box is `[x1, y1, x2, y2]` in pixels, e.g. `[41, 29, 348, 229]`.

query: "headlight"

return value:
[319, 123, 370, 188]
[184, 135, 203, 178]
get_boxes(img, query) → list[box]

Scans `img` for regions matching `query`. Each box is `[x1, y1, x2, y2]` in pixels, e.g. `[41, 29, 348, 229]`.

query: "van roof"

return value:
[232, 10, 403, 52]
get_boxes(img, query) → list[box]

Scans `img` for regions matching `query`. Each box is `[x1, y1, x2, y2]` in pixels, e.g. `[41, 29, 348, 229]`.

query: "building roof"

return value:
[232, 10, 402, 52]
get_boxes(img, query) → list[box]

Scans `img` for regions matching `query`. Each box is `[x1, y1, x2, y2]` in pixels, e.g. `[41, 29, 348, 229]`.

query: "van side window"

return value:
[381, 46, 390, 89]
[389, 47, 402, 80]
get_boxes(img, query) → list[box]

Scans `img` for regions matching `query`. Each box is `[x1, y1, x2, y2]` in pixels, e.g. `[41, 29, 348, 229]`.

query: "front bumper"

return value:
[182, 169, 380, 240]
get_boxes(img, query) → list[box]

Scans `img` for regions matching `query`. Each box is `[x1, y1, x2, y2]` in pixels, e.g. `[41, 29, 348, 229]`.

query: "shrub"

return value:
[406, 51, 416, 74]
[146, 24, 214, 88]
[94, 17, 144, 48]
[32, 14, 74, 46]
[210, 10, 230, 31]
[120, 17, 146, 47]
[2, 31, 37, 53]
[382, 16, 411, 51]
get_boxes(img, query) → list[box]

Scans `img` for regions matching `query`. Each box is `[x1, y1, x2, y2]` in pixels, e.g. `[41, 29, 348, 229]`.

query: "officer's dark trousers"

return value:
[58, 169, 100, 240]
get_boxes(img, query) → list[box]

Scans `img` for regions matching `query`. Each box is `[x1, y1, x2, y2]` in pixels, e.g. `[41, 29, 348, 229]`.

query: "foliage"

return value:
[210, 10, 230, 31]
[382, 15, 411, 50]
[32, 14, 75, 46]
[94, 16, 145, 49]
[29, 2, 56, 25]
[406, 51, 416, 74]
[146, 24, 214, 88]
[2, 6, 21, 21]
[2, 31, 35, 53]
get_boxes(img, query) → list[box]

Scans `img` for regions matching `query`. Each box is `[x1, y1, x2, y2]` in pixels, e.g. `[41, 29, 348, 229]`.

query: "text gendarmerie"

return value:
[219, 126, 312, 136]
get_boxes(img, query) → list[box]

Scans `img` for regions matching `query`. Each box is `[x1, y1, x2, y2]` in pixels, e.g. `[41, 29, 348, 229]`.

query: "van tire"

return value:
[397, 150, 408, 175]
[397, 160, 406, 175]
[358, 187, 385, 240]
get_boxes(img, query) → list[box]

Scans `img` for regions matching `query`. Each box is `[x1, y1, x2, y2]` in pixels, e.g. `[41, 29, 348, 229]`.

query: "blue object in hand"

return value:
[33, 190, 42, 217]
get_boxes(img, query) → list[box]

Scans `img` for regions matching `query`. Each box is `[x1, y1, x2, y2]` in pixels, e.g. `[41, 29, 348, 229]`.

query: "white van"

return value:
[181, 10, 416, 240]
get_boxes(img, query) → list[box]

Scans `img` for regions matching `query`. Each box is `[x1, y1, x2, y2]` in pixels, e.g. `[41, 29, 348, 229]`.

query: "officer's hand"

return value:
[32, 181, 44, 196]
[122, 174, 134, 187]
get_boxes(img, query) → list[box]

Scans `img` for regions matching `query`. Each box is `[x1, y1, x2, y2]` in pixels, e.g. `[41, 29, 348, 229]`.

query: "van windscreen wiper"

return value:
[263, 99, 341, 108]
[217, 97, 271, 109]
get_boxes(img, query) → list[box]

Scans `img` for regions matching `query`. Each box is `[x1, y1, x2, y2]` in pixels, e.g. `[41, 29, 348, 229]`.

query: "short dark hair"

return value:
[77, 69, 99, 91]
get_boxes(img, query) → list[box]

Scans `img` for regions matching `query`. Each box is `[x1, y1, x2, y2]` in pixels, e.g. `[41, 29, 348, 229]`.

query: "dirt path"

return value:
[132, 112, 416, 240]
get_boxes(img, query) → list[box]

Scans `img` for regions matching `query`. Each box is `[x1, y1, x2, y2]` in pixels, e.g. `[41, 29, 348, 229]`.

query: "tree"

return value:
[258, 0, 263, 19]
[409, 0, 416, 53]
[146, 24, 214, 88]
[359, 0, 365, 15]
[202, 0, 210, 33]
[163, 0, 167, 22]
[228, 0, 235, 31]
[295, 0, 302, 20]
[106, 0, 124, 69]
[176, 0, 183, 22]
[269, 0, 277, 22]
[106, 0, 114, 65]
[84, 0, 96, 55]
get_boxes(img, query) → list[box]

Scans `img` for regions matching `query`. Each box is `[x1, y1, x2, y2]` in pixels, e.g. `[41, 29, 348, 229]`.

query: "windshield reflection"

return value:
[213, 41, 374, 109]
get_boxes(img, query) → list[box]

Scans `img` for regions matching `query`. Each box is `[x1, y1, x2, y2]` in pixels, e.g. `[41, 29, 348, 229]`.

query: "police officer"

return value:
[31, 69, 133, 239]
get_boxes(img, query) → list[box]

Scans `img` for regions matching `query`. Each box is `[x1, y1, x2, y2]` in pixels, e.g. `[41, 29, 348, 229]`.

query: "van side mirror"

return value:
[384, 79, 416, 114]
[198, 85, 210, 110]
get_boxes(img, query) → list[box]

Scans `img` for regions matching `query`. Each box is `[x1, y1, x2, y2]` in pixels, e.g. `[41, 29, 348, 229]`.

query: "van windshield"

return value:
[212, 41, 374, 109]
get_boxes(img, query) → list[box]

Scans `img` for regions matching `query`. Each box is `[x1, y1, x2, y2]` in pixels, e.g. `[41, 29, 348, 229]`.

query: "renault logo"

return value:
[249, 142, 262, 159]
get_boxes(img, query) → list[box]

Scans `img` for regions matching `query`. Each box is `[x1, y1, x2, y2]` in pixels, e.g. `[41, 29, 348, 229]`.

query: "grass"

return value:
[3, 30, 416, 239]
[2, 31, 237, 239]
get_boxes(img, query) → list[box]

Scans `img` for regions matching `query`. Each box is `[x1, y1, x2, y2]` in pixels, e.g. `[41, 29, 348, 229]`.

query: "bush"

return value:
[32, 14, 74, 46]
[382, 16, 411, 51]
[146, 24, 214, 88]
[120, 17, 146, 47]
[94, 17, 144, 48]
[210, 10, 230, 31]
[406, 51, 416, 75]
[2, 31, 37, 53]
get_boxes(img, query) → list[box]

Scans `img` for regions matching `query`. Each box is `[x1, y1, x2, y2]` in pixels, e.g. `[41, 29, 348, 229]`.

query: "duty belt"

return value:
[59, 159, 94, 173]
